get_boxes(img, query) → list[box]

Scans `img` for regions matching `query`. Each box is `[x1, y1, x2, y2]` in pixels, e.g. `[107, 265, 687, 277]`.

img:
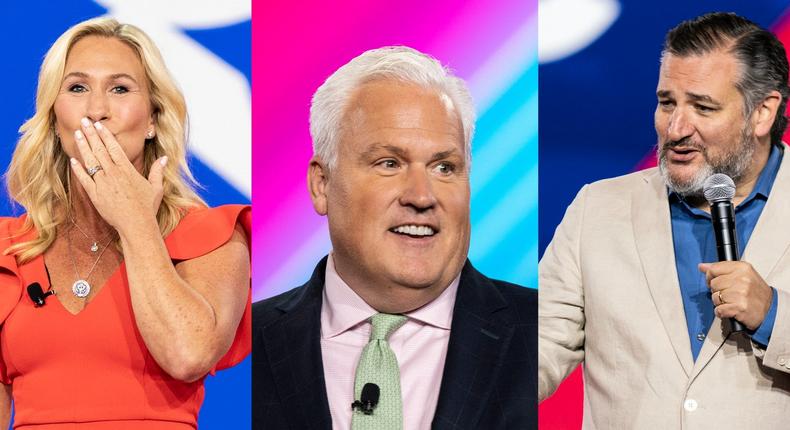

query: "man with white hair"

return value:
[252, 46, 537, 429]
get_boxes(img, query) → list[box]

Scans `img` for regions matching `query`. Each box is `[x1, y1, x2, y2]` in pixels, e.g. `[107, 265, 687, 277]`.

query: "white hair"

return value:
[309, 46, 476, 168]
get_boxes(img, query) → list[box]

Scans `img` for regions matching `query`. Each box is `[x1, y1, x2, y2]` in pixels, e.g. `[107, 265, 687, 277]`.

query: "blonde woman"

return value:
[0, 18, 250, 429]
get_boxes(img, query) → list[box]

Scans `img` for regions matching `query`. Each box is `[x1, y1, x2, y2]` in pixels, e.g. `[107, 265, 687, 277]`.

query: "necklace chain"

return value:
[68, 214, 113, 252]
[66, 226, 115, 298]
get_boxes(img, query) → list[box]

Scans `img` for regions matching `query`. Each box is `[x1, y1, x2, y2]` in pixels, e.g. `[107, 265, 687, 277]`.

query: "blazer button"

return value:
[780, 357, 787, 365]
[684, 399, 698, 412]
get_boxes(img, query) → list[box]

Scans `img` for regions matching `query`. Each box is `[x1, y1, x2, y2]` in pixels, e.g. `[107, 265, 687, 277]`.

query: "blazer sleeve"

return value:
[751, 288, 790, 374]
[538, 185, 588, 400]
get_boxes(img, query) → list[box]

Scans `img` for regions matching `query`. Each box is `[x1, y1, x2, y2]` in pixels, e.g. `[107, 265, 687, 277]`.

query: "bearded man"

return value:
[539, 12, 790, 429]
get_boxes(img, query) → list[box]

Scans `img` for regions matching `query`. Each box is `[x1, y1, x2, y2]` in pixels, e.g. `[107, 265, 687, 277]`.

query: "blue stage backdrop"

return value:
[0, 1, 250, 428]
[539, 2, 790, 428]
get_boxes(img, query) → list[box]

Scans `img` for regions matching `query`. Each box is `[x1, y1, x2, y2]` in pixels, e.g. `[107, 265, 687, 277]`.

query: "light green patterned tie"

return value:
[351, 313, 408, 430]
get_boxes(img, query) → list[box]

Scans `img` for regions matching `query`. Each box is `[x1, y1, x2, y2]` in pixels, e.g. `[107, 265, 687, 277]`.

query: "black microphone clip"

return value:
[27, 282, 55, 307]
[351, 383, 380, 415]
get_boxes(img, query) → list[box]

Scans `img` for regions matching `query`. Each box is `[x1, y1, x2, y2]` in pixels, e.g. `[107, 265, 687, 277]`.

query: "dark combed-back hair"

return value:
[663, 12, 790, 146]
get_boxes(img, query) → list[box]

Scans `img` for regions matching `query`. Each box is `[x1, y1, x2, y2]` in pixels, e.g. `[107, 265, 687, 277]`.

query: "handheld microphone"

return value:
[27, 282, 55, 307]
[351, 383, 380, 415]
[703, 173, 745, 333]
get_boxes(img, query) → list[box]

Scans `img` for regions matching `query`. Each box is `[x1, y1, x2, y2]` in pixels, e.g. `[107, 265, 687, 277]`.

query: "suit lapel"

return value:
[742, 148, 790, 283]
[259, 259, 332, 430]
[693, 147, 790, 378]
[432, 263, 515, 429]
[632, 170, 694, 376]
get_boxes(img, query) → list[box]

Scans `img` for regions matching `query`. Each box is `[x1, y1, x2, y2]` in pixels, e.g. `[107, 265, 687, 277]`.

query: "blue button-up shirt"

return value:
[670, 144, 782, 360]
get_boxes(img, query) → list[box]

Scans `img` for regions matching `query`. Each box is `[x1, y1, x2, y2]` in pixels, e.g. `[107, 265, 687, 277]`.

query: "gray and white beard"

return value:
[657, 124, 755, 198]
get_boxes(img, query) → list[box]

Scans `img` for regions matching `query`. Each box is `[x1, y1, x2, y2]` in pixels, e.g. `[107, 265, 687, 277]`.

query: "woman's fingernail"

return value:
[70, 158, 78, 165]
[80, 117, 91, 128]
[74, 130, 84, 140]
[94, 121, 103, 130]
[160, 156, 168, 166]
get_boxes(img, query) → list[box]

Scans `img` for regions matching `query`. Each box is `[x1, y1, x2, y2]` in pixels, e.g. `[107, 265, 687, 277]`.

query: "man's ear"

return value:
[752, 90, 782, 140]
[308, 157, 329, 215]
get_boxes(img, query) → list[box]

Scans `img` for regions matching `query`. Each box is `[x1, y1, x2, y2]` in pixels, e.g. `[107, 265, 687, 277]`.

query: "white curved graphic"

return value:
[538, 0, 620, 64]
[95, 0, 251, 196]
[96, 0, 250, 28]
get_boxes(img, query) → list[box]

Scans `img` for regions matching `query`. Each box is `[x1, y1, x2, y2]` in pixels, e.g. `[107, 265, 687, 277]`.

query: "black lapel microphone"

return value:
[351, 383, 380, 415]
[703, 173, 745, 333]
[27, 282, 55, 307]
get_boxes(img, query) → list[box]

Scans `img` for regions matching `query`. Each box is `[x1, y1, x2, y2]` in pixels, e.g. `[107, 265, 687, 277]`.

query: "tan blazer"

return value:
[539, 151, 790, 429]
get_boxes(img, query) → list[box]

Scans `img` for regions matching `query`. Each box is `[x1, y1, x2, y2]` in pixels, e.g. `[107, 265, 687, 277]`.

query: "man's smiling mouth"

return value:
[389, 224, 437, 237]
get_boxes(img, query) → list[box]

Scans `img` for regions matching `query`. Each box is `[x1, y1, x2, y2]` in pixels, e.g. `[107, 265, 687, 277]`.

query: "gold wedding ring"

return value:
[87, 165, 103, 177]
[718, 290, 727, 305]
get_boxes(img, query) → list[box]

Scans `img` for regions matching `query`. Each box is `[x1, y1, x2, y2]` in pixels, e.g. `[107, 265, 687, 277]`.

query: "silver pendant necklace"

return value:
[67, 227, 115, 298]
[69, 215, 112, 253]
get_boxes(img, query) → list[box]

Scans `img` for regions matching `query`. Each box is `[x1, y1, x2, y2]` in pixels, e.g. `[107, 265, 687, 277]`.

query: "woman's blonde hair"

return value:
[5, 17, 205, 262]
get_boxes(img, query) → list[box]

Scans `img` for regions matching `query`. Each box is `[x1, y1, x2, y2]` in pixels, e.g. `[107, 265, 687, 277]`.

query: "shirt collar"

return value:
[404, 275, 458, 330]
[669, 143, 784, 212]
[749, 143, 783, 200]
[320, 253, 459, 339]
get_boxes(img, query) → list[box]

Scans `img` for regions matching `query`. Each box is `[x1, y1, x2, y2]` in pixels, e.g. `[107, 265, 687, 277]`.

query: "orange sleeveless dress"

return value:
[0, 205, 251, 429]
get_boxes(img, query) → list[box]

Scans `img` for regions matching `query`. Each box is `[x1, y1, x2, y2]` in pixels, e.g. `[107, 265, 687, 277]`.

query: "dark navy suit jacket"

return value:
[252, 257, 537, 429]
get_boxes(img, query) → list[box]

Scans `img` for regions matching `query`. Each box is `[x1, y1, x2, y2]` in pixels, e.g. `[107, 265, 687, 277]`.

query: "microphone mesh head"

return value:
[703, 173, 736, 203]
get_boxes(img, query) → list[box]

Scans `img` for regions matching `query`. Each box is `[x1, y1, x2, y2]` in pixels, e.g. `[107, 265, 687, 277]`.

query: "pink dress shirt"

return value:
[320, 254, 459, 430]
